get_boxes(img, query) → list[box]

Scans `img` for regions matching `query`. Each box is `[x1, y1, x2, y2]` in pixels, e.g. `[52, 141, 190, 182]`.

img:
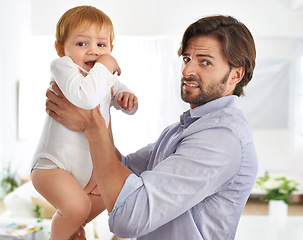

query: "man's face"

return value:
[180, 35, 243, 109]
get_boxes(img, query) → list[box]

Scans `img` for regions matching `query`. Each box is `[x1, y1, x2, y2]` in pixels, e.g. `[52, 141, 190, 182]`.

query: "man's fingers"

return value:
[45, 98, 60, 121]
[46, 108, 60, 123]
[45, 82, 90, 132]
[50, 81, 64, 97]
[46, 86, 61, 105]
[70, 225, 86, 240]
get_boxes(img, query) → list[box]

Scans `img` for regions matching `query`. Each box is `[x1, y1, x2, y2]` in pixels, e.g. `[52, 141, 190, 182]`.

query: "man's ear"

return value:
[55, 42, 65, 57]
[230, 66, 245, 85]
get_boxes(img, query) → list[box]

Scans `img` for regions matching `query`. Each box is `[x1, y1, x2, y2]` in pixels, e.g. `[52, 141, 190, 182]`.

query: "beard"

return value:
[181, 71, 230, 107]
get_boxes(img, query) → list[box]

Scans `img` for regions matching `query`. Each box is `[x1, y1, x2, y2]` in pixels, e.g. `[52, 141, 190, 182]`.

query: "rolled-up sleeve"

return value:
[122, 143, 154, 176]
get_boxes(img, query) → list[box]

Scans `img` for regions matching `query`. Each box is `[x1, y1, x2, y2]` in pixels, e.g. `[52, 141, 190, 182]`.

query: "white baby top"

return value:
[31, 56, 137, 188]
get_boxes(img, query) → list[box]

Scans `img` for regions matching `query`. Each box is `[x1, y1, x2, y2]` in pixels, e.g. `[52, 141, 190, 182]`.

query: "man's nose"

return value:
[182, 60, 198, 78]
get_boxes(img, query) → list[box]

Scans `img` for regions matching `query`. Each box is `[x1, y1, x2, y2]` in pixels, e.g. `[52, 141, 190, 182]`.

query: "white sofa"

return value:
[0, 181, 115, 240]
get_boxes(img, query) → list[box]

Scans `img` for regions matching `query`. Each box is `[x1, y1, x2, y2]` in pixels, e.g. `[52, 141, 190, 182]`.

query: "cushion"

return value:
[3, 181, 54, 218]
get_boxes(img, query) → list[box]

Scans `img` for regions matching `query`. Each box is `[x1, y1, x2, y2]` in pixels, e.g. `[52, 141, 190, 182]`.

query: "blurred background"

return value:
[0, 0, 302, 182]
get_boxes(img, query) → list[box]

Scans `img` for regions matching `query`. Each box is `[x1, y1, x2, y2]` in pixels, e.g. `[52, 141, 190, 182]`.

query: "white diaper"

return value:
[31, 115, 93, 189]
[33, 158, 59, 169]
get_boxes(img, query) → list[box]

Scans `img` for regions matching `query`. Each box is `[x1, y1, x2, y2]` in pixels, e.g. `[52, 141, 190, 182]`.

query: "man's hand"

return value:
[46, 82, 100, 132]
[70, 225, 86, 240]
[117, 92, 138, 111]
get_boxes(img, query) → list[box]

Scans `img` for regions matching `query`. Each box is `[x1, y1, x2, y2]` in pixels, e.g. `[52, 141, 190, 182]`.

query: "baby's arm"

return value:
[111, 82, 138, 115]
[117, 92, 138, 111]
[96, 55, 138, 114]
[96, 54, 121, 76]
[51, 56, 117, 110]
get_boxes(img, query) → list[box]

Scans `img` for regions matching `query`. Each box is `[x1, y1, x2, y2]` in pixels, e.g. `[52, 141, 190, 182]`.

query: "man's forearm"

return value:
[107, 116, 122, 161]
[84, 113, 132, 212]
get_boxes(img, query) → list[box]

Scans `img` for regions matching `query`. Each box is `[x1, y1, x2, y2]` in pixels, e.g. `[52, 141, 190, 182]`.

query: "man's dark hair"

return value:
[178, 15, 256, 96]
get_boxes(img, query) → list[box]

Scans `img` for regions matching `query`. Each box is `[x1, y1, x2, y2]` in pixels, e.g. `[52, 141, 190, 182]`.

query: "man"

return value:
[46, 15, 258, 240]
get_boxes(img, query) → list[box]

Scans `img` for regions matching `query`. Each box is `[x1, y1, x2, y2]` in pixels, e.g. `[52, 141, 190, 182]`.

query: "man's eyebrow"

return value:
[182, 53, 214, 59]
[197, 54, 214, 59]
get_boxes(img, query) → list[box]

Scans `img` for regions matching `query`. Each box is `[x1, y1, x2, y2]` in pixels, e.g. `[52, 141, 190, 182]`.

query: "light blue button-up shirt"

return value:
[108, 95, 258, 240]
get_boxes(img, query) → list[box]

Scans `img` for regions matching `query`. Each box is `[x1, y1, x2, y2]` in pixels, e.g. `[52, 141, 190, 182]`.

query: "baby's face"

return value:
[63, 22, 112, 72]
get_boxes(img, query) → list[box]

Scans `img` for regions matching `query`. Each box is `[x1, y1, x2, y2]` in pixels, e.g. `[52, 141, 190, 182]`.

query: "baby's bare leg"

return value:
[71, 185, 106, 239]
[86, 191, 106, 223]
[31, 168, 91, 240]
[83, 171, 106, 223]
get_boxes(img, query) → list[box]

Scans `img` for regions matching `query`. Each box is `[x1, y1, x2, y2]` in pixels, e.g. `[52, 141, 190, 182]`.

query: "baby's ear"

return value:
[55, 42, 65, 57]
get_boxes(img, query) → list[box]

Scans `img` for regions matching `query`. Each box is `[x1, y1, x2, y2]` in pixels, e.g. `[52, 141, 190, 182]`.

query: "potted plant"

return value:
[0, 165, 20, 195]
[256, 171, 300, 223]
[256, 171, 300, 205]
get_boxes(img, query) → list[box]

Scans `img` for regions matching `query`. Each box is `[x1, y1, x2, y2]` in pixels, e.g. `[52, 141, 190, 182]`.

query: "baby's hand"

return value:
[117, 92, 138, 111]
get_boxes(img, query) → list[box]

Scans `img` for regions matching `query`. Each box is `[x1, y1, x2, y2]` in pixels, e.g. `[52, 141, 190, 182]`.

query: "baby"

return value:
[31, 5, 138, 240]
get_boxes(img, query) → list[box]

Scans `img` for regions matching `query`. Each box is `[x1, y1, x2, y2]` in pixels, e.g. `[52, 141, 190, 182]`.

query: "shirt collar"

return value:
[180, 95, 238, 128]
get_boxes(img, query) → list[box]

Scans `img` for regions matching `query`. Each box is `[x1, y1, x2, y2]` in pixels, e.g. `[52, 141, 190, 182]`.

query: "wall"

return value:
[249, 38, 303, 175]
[30, 0, 303, 38]
[0, 0, 34, 177]
[0, 0, 303, 178]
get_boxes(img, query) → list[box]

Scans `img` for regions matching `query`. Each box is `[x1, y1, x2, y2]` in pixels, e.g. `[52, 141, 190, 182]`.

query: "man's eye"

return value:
[202, 60, 211, 66]
[183, 57, 191, 63]
[77, 42, 86, 47]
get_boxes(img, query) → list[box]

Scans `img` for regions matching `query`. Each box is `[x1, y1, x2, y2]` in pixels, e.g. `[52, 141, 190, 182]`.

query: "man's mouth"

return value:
[184, 82, 199, 88]
[182, 81, 200, 90]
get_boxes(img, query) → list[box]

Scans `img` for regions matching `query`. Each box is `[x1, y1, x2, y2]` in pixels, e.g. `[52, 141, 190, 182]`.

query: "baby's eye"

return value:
[182, 56, 191, 63]
[97, 43, 105, 47]
[77, 42, 86, 47]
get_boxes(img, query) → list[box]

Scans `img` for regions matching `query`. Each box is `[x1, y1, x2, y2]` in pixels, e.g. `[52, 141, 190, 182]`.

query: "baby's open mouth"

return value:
[85, 61, 96, 67]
